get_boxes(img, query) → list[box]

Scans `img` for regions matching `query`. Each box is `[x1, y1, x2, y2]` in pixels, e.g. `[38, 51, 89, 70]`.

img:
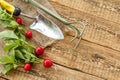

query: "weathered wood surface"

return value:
[0, 0, 120, 80]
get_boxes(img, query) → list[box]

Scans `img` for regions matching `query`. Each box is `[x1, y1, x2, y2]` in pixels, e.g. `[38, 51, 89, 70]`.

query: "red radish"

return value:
[24, 63, 32, 71]
[16, 17, 22, 25]
[34, 47, 44, 56]
[43, 58, 53, 68]
[26, 31, 32, 39]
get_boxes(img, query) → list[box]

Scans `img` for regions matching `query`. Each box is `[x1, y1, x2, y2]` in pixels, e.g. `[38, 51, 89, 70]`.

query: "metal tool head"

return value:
[30, 14, 64, 39]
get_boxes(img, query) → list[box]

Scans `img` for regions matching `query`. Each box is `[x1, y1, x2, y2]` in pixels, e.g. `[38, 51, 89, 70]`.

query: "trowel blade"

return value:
[30, 15, 64, 40]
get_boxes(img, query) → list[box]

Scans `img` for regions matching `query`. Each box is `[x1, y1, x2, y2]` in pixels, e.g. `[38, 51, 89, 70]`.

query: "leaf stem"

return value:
[19, 39, 35, 49]
[35, 59, 43, 64]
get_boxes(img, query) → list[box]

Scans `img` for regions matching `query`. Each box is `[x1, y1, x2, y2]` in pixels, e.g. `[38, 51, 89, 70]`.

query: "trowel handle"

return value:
[0, 0, 21, 16]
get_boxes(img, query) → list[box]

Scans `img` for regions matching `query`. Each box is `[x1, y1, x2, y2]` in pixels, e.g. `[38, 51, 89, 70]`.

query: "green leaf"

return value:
[21, 49, 36, 58]
[2, 64, 13, 75]
[18, 26, 23, 30]
[19, 34, 26, 40]
[0, 55, 15, 64]
[9, 49, 15, 58]
[15, 40, 22, 46]
[0, 8, 14, 28]
[30, 58, 36, 63]
[27, 47, 34, 53]
[15, 50, 25, 60]
[4, 42, 17, 52]
[24, 53, 31, 62]
[9, 21, 18, 29]
[0, 30, 18, 40]
[0, 8, 13, 19]
[0, 20, 10, 27]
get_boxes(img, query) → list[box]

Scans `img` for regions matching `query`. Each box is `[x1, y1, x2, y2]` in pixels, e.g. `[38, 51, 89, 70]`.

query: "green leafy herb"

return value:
[0, 7, 42, 75]
[0, 7, 21, 29]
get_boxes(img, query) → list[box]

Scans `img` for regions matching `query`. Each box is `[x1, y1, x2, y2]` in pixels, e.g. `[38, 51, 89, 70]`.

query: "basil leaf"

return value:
[0, 8, 14, 28]
[2, 64, 13, 75]
[0, 30, 18, 40]
[15, 40, 23, 46]
[28, 52, 36, 58]
[4, 42, 17, 52]
[24, 53, 31, 63]
[21, 49, 36, 58]
[15, 50, 25, 60]
[18, 27, 23, 30]
[0, 20, 10, 27]
[27, 47, 34, 53]
[9, 21, 18, 29]
[19, 34, 26, 40]
[0, 55, 15, 64]
[30, 58, 36, 63]
[9, 49, 15, 58]
[0, 8, 13, 19]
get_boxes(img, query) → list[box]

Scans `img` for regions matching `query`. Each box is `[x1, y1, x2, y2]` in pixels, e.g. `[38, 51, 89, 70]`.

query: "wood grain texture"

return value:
[0, 0, 120, 80]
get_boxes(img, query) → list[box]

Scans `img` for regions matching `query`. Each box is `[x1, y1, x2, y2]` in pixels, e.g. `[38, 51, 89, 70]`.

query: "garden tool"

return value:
[0, 0, 64, 40]
[21, 0, 86, 48]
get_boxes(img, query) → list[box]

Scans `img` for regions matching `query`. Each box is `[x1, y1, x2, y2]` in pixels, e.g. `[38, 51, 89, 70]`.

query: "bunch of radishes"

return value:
[16, 17, 53, 71]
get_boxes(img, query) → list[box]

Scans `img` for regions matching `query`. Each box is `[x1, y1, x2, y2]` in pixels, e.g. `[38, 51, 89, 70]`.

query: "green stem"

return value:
[26, 0, 71, 25]
[19, 39, 35, 49]
[35, 59, 43, 64]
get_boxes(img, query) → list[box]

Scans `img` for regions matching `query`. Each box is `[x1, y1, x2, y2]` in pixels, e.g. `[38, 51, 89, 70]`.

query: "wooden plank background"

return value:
[0, 0, 120, 80]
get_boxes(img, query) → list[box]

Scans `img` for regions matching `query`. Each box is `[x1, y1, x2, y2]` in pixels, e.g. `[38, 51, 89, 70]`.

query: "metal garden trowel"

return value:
[21, 12, 64, 40]
[0, 0, 64, 40]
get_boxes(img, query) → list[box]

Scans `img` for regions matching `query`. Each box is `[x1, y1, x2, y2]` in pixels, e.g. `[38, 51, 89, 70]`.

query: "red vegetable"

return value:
[26, 31, 32, 39]
[16, 17, 22, 25]
[43, 58, 53, 68]
[34, 47, 44, 56]
[24, 63, 32, 71]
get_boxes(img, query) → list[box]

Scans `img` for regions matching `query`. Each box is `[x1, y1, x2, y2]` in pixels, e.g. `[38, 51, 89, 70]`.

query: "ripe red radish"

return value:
[24, 63, 32, 71]
[34, 47, 44, 56]
[16, 17, 22, 25]
[26, 31, 32, 39]
[43, 58, 53, 68]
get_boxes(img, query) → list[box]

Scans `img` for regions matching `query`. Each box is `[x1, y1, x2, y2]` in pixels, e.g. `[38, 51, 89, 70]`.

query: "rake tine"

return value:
[78, 21, 86, 36]
[69, 24, 80, 42]
[74, 36, 82, 49]
[74, 21, 86, 48]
